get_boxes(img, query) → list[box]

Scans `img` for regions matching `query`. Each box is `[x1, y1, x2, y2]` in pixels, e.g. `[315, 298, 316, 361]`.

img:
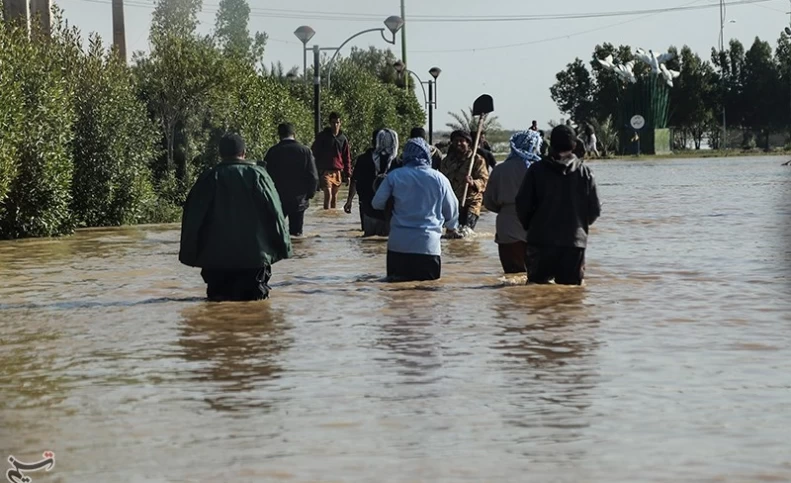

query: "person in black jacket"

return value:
[263, 123, 319, 237]
[479, 131, 497, 171]
[515, 125, 601, 285]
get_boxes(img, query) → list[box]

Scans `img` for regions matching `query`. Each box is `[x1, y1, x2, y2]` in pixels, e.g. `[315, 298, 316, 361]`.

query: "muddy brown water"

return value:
[1, 156, 790, 482]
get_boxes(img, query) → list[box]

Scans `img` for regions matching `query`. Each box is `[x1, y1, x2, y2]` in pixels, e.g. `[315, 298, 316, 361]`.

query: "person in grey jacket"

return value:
[483, 130, 543, 273]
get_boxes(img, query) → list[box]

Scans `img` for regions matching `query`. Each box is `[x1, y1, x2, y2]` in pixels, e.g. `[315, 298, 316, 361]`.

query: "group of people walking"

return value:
[178, 112, 602, 302]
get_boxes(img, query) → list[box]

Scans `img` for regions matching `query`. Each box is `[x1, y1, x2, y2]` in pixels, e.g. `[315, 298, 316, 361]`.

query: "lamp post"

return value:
[394, 62, 441, 144]
[326, 16, 403, 90]
[294, 16, 403, 138]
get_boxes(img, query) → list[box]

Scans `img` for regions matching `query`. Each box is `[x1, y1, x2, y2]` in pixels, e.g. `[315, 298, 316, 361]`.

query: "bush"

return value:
[0, 21, 76, 239]
[70, 35, 159, 227]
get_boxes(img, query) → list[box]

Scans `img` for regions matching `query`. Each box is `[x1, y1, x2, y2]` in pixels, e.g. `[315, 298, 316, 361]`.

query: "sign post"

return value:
[630, 115, 645, 156]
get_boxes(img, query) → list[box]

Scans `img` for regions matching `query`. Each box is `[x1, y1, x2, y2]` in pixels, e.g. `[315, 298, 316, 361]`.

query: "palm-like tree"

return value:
[445, 107, 502, 134]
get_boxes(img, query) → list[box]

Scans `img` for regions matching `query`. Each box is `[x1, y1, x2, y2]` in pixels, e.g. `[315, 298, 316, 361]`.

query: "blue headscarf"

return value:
[510, 130, 543, 166]
[401, 138, 432, 168]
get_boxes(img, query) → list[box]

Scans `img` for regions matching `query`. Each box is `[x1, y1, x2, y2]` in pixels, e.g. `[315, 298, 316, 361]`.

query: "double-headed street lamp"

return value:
[294, 16, 404, 137]
[394, 61, 441, 144]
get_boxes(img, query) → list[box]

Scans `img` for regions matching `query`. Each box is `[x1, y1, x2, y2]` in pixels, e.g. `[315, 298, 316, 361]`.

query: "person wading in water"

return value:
[312, 112, 352, 210]
[440, 130, 489, 233]
[372, 138, 459, 281]
[344, 128, 399, 237]
[262, 123, 318, 237]
[515, 125, 601, 285]
[179, 133, 292, 301]
[484, 130, 543, 274]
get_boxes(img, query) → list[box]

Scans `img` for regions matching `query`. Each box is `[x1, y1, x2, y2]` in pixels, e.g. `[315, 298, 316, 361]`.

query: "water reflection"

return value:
[492, 286, 600, 447]
[177, 302, 292, 414]
[373, 290, 444, 387]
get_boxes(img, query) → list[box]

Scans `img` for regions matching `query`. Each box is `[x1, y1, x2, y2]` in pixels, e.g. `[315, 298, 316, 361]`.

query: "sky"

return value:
[53, 0, 789, 130]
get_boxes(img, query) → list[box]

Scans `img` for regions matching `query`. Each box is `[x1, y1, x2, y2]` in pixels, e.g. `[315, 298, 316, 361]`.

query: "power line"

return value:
[60, 0, 773, 23]
[411, 0, 705, 53]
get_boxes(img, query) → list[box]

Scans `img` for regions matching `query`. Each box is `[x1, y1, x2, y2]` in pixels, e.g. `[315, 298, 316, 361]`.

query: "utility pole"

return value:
[3, 0, 30, 34]
[719, 0, 727, 150]
[401, 0, 408, 90]
[29, 0, 50, 37]
[112, 0, 127, 61]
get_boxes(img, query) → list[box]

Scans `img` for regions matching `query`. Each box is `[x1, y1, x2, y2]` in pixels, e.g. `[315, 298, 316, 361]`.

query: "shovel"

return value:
[461, 94, 494, 208]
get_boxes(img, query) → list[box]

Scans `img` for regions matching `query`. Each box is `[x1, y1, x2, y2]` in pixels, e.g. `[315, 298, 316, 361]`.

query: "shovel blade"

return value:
[472, 94, 494, 116]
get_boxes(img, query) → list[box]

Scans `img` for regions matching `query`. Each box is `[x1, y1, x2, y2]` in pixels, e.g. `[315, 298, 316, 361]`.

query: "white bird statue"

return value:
[659, 63, 681, 87]
[597, 54, 616, 69]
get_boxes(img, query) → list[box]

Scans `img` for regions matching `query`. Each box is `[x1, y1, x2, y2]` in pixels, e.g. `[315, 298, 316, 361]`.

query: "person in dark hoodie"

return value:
[515, 125, 601, 285]
[344, 128, 399, 237]
[263, 123, 319, 237]
[312, 112, 352, 210]
[179, 133, 292, 301]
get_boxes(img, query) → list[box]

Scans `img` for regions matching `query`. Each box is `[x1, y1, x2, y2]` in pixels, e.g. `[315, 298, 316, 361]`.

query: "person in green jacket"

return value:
[179, 133, 292, 301]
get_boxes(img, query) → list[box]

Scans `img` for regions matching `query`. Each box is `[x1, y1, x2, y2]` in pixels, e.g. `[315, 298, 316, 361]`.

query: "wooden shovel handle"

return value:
[461, 114, 487, 208]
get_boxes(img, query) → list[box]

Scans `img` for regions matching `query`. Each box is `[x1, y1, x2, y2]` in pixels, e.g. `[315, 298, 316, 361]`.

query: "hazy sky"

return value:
[55, 0, 788, 130]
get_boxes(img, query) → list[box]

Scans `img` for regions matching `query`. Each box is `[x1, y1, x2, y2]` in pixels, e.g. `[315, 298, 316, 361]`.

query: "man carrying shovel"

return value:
[440, 130, 489, 233]
[440, 95, 494, 234]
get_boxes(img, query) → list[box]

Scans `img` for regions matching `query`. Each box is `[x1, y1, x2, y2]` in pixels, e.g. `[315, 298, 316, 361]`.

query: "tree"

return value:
[776, 32, 791, 141]
[347, 46, 400, 85]
[150, 0, 202, 41]
[214, 0, 267, 65]
[669, 46, 717, 149]
[70, 34, 159, 227]
[550, 58, 595, 124]
[742, 37, 782, 150]
[445, 108, 502, 134]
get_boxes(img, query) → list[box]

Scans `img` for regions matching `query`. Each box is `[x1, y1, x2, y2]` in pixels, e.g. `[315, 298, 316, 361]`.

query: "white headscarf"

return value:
[372, 129, 399, 176]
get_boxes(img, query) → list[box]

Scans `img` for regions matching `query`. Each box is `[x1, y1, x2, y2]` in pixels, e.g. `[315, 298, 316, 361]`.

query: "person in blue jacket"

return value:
[371, 138, 459, 281]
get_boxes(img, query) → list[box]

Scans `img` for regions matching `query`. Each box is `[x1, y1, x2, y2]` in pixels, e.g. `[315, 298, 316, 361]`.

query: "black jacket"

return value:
[478, 147, 497, 170]
[352, 148, 399, 219]
[262, 139, 318, 214]
[515, 155, 601, 248]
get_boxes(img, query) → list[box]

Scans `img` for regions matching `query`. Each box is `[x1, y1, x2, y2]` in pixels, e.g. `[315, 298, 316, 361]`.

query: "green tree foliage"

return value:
[550, 58, 595, 124]
[553, 37, 788, 153]
[0, 20, 76, 239]
[214, 0, 267, 65]
[347, 46, 400, 85]
[70, 35, 159, 227]
[0, 3, 430, 239]
[668, 46, 717, 149]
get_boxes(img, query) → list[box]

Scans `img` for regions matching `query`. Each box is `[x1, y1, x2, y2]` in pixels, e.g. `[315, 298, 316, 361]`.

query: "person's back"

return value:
[515, 125, 601, 285]
[263, 123, 318, 236]
[179, 133, 292, 300]
[372, 138, 459, 281]
[484, 130, 542, 274]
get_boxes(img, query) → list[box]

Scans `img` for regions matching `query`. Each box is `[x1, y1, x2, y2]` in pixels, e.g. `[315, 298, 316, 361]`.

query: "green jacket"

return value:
[179, 160, 293, 270]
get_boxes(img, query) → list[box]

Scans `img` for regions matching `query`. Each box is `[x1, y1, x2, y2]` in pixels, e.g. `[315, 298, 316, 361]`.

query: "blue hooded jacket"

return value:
[372, 138, 459, 256]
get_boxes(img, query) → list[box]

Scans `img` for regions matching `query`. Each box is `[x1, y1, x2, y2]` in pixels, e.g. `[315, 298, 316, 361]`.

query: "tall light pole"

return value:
[394, 62, 441, 144]
[401, 0, 408, 90]
[325, 16, 403, 89]
[720, 0, 727, 151]
[295, 17, 403, 139]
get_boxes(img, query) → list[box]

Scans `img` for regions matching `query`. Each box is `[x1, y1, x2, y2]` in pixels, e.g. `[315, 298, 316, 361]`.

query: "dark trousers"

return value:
[359, 204, 365, 231]
[498, 241, 527, 274]
[201, 266, 272, 301]
[459, 207, 480, 230]
[386, 251, 441, 281]
[286, 209, 305, 236]
[525, 245, 586, 285]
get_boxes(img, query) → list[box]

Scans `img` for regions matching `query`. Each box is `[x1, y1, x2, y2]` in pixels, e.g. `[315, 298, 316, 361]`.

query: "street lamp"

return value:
[394, 61, 441, 144]
[294, 16, 403, 138]
[326, 16, 403, 89]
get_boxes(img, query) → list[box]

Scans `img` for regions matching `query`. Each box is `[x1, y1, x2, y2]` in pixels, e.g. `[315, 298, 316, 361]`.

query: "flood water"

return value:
[1, 156, 790, 482]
